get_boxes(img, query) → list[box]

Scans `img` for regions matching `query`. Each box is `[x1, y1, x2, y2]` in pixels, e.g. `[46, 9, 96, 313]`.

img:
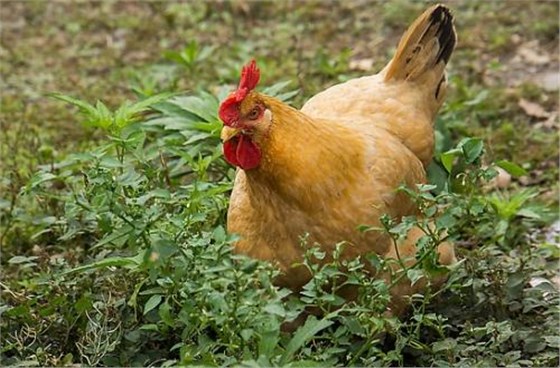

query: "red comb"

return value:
[218, 59, 261, 127]
[238, 59, 260, 92]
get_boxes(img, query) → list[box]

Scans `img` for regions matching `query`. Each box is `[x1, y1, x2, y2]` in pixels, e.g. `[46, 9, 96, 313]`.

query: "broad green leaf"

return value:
[440, 150, 458, 173]
[460, 138, 484, 164]
[169, 94, 219, 123]
[258, 324, 280, 359]
[496, 160, 528, 177]
[91, 225, 134, 250]
[144, 295, 163, 315]
[280, 316, 334, 365]
[263, 303, 285, 316]
[427, 160, 449, 193]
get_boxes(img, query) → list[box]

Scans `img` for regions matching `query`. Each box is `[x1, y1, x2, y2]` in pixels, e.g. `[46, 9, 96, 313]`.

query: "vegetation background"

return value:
[1, 1, 558, 366]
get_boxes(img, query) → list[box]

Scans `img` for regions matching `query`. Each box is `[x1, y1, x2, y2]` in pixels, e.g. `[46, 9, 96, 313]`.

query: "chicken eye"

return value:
[247, 107, 261, 120]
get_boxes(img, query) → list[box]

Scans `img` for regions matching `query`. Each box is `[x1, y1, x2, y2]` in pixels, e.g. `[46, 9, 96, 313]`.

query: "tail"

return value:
[383, 4, 456, 102]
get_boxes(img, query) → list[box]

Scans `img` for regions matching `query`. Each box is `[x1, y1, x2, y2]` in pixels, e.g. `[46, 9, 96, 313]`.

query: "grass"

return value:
[1, 1, 558, 366]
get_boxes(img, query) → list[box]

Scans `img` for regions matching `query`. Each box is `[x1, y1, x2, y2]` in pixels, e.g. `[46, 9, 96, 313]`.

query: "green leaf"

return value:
[60, 256, 140, 275]
[8, 256, 39, 264]
[48, 93, 97, 116]
[91, 225, 134, 250]
[139, 323, 159, 331]
[460, 138, 484, 164]
[436, 210, 457, 230]
[427, 160, 449, 193]
[440, 150, 458, 173]
[169, 94, 219, 123]
[263, 303, 285, 316]
[517, 208, 542, 219]
[496, 160, 528, 177]
[432, 338, 457, 352]
[212, 226, 226, 243]
[280, 316, 334, 365]
[406, 268, 425, 286]
[258, 323, 280, 359]
[240, 329, 254, 341]
[464, 89, 489, 106]
[544, 335, 560, 348]
[144, 295, 163, 315]
[74, 295, 93, 315]
[343, 316, 366, 336]
[159, 301, 174, 326]
[28, 172, 57, 189]
[524, 335, 546, 353]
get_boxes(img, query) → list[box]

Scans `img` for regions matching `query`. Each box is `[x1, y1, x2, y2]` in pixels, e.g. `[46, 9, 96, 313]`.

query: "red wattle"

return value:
[236, 135, 261, 170]
[223, 136, 240, 167]
[222, 134, 261, 170]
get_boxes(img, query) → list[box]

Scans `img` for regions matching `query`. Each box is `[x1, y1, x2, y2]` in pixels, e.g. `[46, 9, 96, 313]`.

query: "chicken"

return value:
[218, 4, 457, 314]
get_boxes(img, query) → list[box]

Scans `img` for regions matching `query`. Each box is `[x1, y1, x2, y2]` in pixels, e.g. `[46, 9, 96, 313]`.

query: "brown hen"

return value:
[219, 4, 457, 315]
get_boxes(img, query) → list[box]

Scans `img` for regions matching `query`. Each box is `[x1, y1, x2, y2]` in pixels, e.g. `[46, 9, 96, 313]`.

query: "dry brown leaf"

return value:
[349, 58, 374, 71]
[516, 40, 551, 65]
[534, 112, 559, 129]
[518, 98, 550, 118]
[532, 70, 559, 92]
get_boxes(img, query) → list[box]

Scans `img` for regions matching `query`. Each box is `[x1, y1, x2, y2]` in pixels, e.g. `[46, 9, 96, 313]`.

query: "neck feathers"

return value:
[247, 96, 366, 211]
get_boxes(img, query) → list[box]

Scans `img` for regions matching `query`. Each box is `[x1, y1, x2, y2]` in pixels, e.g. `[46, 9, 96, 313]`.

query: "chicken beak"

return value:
[220, 126, 241, 142]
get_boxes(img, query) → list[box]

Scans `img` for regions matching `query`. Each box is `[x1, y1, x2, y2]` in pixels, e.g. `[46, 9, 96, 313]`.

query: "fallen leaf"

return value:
[349, 58, 374, 71]
[518, 98, 550, 118]
[516, 40, 551, 65]
[532, 70, 559, 92]
[534, 112, 559, 130]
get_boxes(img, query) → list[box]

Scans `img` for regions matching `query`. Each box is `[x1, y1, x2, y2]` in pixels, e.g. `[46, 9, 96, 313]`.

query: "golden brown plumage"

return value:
[219, 4, 457, 313]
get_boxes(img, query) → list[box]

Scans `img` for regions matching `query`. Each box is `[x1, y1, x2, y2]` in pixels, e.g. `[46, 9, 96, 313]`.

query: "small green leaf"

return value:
[48, 93, 97, 116]
[159, 301, 174, 326]
[60, 256, 140, 275]
[144, 295, 162, 315]
[464, 89, 489, 106]
[263, 303, 285, 316]
[8, 256, 39, 264]
[544, 335, 560, 348]
[240, 329, 254, 341]
[139, 323, 159, 331]
[75, 294, 93, 315]
[212, 226, 226, 243]
[496, 160, 528, 177]
[28, 172, 57, 189]
[432, 338, 457, 352]
[517, 208, 542, 219]
[407, 269, 425, 286]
